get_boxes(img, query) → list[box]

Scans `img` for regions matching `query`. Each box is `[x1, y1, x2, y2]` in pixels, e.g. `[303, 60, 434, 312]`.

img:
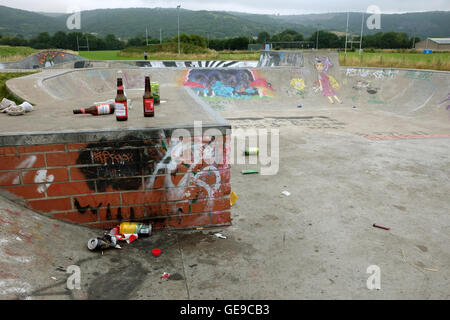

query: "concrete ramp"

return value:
[257, 50, 305, 67]
[0, 194, 97, 299]
[0, 51, 86, 70]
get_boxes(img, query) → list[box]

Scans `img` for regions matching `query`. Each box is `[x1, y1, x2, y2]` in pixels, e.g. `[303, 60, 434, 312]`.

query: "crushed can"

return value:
[244, 147, 259, 155]
[119, 222, 152, 237]
[88, 237, 112, 251]
[151, 82, 160, 104]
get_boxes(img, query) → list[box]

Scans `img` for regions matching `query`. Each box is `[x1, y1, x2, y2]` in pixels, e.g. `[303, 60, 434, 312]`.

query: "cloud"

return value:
[1, 0, 449, 14]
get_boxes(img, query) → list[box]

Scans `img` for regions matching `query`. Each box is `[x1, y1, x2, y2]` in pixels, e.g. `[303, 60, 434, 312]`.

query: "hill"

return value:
[0, 5, 448, 40]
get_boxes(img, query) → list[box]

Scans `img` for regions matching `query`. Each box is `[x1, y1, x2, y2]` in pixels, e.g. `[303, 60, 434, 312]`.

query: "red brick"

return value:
[27, 197, 72, 213]
[149, 217, 169, 229]
[0, 146, 16, 155]
[86, 221, 121, 229]
[0, 171, 20, 186]
[121, 190, 166, 205]
[191, 169, 230, 185]
[46, 181, 94, 197]
[98, 205, 145, 221]
[53, 211, 98, 224]
[70, 167, 94, 181]
[144, 203, 170, 217]
[67, 143, 89, 150]
[74, 193, 121, 208]
[22, 168, 69, 184]
[0, 154, 45, 170]
[190, 198, 230, 214]
[144, 175, 165, 189]
[167, 184, 230, 202]
[1, 184, 45, 199]
[169, 213, 211, 228]
[18, 144, 65, 154]
[211, 211, 232, 225]
[46, 152, 83, 167]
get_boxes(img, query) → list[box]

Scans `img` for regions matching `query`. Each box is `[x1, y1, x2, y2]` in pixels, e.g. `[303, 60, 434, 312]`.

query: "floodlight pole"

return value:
[359, 12, 364, 55]
[345, 11, 349, 55]
[177, 5, 181, 55]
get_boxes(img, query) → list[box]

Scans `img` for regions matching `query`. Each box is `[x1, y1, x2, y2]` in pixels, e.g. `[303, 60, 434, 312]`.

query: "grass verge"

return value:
[339, 51, 450, 71]
[0, 72, 37, 104]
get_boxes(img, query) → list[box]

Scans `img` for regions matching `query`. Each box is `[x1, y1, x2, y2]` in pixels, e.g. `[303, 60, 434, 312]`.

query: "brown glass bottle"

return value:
[73, 103, 115, 115]
[115, 77, 128, 121]
[143, 76, 154, 117]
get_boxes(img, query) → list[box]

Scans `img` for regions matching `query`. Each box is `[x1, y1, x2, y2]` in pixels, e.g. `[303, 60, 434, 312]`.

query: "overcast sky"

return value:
[1, 0, 449, 15]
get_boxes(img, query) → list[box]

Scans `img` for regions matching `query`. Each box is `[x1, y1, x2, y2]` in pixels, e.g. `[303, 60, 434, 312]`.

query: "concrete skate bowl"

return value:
[0, 50, 86, 70]
[50, 59, 258, 69]
[180, 51, 450, 124]
[1, 66, 232, 232]
[1, 50, 450, 231]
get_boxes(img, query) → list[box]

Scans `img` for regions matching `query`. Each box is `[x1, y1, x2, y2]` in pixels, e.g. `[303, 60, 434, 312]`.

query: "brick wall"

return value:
[0, 132, 231, 230]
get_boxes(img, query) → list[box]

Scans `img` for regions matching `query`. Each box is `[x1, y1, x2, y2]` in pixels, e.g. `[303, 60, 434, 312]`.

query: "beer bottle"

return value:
[143, 76, 154, 117]
[115, 77, 128, 121]
[73, 103, 115, 115]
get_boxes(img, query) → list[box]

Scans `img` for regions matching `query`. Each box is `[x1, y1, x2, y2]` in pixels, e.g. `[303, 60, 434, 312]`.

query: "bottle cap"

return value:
[152, 248, 162, 256]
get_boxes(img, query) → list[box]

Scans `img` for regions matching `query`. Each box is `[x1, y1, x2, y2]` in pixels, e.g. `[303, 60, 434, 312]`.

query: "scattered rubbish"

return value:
[15, 237, 22, 241]
[297, 104, 303, 108]
[161, 272, 171, 278]
[51, 277, 57, 281]
[189, 264, 198, 268]
[281, 190, 291, 196]
[423, 268, 438, 272]
[73, 103, 115, 115]
[87, 236, 120, 251]
[373, 223, 390, 230]
[0, 98, 34, 116]
[352, 105, 357, 109]
[241, 170, 259, 175]
[119, 222, 151, 237]
[230, 191, 238, 206]
[152, 248, 162, 257]
[196, 227, 205, 230]
[0, 98, 14, 110]
[214, 233, 227, 239]
[56, 266, 66, 272]
[88, 222, 153, 252]
[244, 147, 259, 155]
[237, 238, 242, 241]
[168, 273, 184, 281]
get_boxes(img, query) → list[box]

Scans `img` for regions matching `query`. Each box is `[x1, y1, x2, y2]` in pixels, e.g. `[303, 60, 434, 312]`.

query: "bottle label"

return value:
[115, 102, 127, 117]
[96, 104, 110, 115]
[144, 98, 154, 113]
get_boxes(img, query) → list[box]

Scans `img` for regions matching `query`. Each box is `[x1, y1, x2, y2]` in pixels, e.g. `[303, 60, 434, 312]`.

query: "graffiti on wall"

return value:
[34, 51, 66, 68]
[439, 93, 450, 119]
[182, 69, 275, 98]
[75, 132, 227, 218]
[76, 139, 161, 192]
[313, 56, 342, 104]
[289, 78, 307, 98]
[345, 68, 399, 79]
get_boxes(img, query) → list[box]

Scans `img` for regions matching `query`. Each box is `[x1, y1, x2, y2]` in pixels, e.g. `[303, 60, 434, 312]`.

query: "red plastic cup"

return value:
[152, 248, 162, 256]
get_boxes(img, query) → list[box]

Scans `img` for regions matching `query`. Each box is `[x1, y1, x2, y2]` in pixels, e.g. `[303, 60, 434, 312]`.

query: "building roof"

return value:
[428, 38, 450, 44]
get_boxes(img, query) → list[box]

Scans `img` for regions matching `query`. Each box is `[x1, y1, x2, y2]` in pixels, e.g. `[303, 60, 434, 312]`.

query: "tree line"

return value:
[0, 30, 421, 51]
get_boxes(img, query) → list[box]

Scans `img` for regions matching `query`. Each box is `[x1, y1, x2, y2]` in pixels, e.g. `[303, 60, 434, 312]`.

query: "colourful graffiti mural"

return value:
[182, 69, 275, 98]
[289, 78, 307, 98]
[33, 51, 66, 68]
[313, 57, 342, 104]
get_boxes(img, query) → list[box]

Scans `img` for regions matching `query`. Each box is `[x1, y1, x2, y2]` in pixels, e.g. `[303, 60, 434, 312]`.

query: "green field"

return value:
[339, 51, 450, 70]
[1, 46, 449, 71]
[78, 50, 138, 60]
[79, 50, 260, 61]
[0, 45, 38, 62]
